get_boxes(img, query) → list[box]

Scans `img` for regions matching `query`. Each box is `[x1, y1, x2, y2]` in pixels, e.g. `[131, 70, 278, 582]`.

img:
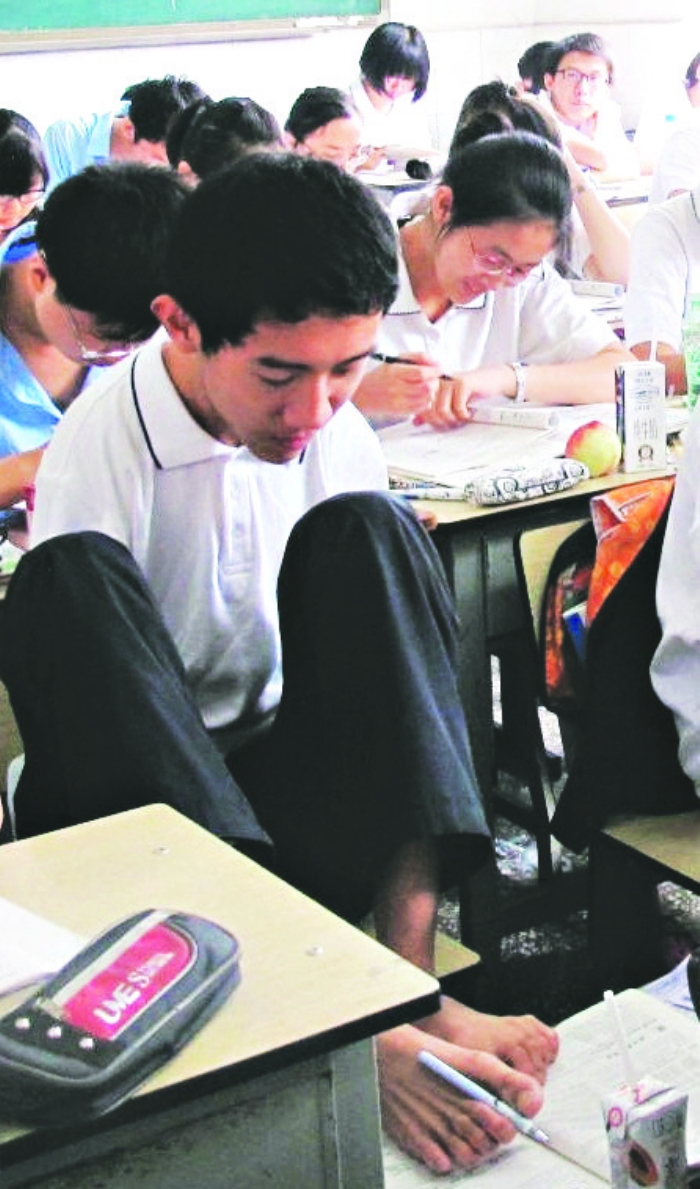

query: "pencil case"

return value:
[465, 459, 589, 506]
[0, 908, 241, 1126]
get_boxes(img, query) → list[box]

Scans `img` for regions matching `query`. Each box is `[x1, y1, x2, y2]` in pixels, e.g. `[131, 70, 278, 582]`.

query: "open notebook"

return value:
[378, 400, 686, 489]
[383, 988, 700, 1187]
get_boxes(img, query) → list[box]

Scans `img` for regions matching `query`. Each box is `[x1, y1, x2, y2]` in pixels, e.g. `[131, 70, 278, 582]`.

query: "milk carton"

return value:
[615, 361, 666, 473]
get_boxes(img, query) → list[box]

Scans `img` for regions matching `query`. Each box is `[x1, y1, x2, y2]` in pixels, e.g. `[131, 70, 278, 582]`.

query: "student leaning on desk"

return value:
[354, 131, 632, 428]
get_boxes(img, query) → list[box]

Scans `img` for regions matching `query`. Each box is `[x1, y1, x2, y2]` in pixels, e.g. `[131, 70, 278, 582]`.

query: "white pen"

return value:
[418, 1051, 552, 1145]
[395, 486, 469, 501]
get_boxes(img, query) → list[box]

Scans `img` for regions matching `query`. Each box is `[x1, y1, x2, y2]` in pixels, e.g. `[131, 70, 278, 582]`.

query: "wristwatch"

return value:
[510, 361, 528, 403]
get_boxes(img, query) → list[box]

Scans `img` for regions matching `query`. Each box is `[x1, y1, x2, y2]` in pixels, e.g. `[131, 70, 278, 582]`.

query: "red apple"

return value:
[564, 421, 622, 477]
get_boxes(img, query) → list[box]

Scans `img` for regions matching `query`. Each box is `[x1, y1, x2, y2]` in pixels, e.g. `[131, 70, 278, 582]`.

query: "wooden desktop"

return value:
[0, 804, 440, 1188]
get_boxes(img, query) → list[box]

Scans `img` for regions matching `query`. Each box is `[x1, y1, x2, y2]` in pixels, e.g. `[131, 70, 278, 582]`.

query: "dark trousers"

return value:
[0, 493, 488, 920]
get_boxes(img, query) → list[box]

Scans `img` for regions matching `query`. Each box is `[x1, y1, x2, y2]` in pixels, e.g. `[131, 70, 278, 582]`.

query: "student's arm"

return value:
[560, 125, 609, 172]
[631, 341, 685, 395]
[0, 447, 45, 510]
[354, 355, 442, 420]
[416, 342, 631, 426]
[567, 152, 630, 285]
[624, 202, 689, 386]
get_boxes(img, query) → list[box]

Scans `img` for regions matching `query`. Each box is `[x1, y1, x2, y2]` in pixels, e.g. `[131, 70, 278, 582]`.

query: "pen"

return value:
[418, 1051, 552, 1146]
[396, 486, 469, 501]
[371, 352, 452, 381]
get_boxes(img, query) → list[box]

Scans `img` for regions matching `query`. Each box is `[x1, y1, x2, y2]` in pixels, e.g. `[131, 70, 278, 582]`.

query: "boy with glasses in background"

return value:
[542, 32, 639, 179]
[0, 161, 187, 508]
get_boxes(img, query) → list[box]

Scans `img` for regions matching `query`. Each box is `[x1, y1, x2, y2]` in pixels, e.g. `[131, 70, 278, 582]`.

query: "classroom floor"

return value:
[439, 704, 700, 1027]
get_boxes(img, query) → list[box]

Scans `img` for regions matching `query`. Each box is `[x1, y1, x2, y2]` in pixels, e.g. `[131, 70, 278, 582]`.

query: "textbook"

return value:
[378, 415, 562, 486]
[383, 989, 700, 1187]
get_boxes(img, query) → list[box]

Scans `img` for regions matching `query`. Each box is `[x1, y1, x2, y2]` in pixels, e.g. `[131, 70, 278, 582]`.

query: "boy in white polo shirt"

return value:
[0, 154, 558, 1174]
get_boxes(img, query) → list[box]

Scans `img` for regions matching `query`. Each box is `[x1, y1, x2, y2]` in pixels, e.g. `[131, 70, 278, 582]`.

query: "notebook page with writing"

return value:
[378, 420, 561, 485]
[383, 989, 700, 1187]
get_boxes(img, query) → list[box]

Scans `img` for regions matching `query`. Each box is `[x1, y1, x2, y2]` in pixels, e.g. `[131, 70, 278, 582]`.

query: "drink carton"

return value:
[602, 1076, 688, 1188]
[615, 361, 666, 473]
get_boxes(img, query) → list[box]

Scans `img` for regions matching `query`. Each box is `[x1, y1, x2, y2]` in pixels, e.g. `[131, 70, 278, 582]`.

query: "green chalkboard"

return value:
[0, 0, 383, 51]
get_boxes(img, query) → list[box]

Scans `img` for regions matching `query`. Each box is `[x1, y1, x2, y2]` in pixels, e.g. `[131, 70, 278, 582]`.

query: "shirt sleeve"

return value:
[651, 124, 700, 203]
[624, 205, 689, 351]
[516, 265, 618, 363]
[651, 413, 700, 794]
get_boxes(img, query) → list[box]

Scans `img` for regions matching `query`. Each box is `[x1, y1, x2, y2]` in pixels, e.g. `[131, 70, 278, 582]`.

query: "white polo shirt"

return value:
[376, 249, 616, 376]
[652, 403, 700, 792]
[32, 336, 388, 743]
[624, 188, 700, 351]
[650, 111, 700, 204]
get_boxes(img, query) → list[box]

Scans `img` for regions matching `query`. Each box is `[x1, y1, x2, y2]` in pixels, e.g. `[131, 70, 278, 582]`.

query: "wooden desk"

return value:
[0, 805, 439, 1188]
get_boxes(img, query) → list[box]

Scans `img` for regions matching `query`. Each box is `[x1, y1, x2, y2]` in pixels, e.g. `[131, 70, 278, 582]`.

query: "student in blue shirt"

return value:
[43, 75, 206, 189]
[0, 162, 188, 506]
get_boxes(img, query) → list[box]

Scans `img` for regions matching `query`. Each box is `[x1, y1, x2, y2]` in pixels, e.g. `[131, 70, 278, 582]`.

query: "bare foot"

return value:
[419, 995, 559, 1083]
[377, 1022, 546, 1175]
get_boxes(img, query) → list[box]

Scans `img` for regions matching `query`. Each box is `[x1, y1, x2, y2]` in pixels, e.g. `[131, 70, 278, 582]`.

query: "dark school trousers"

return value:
[0, 492, 489, 921]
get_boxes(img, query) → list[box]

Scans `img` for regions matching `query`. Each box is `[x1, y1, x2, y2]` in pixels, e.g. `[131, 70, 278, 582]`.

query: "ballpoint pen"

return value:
[418, 1051, 552, 1145]
[371, 352, 452, 382]
[396, 486, 470, 501]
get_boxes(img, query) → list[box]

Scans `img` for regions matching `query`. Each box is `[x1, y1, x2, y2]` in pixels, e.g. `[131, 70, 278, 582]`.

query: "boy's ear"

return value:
[151, 294, 202, 352]
[121, 116, 137, 145]
[26, 252, 51, 295]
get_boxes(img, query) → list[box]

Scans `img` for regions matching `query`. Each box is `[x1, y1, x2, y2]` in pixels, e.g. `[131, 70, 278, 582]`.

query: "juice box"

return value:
[602, 1076, 688, 1188]
[615, 361, 666, 473]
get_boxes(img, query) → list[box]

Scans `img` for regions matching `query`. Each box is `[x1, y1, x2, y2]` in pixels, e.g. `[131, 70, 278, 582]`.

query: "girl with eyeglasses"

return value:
[354, 131, 631, 427]
[0, 111, 47, 245]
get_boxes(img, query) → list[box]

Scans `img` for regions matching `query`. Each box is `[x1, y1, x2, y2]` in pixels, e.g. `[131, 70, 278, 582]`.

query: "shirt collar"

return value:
[390, 239, 487, 316]
[130, 336, 238, 470]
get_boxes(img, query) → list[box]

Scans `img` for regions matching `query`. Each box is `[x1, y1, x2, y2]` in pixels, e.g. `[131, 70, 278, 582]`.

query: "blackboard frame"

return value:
[0, 2, 387, 54]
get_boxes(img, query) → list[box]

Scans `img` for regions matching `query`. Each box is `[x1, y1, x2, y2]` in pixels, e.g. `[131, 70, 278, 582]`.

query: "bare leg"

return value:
[373, 839, 559, 1174]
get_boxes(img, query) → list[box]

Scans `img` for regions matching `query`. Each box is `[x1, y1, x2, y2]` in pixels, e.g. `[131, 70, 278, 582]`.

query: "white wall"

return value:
[1, 1, 700, 151]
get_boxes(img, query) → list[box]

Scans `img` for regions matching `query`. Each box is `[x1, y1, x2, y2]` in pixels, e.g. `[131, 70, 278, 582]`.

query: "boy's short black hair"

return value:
[164, 152, 398, 353]
[121, 76, 208, 144]
[359, 22, 430, 102]
[167, 97, 281, 177]
[36, 162, 189, 342]
[546, 33, 614, 84]
[285, 87, 358, 142]
[0, 109, 48, 196]
[517, 41, 556, 93]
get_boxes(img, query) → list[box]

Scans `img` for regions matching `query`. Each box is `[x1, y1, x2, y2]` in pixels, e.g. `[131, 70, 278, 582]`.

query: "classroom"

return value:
[1, 0, 700, 1185]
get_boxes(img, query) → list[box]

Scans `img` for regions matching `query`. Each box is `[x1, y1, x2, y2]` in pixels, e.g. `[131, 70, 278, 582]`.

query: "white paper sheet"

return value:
[0, 896, 84, 996]
[383, 989, 700, 1187]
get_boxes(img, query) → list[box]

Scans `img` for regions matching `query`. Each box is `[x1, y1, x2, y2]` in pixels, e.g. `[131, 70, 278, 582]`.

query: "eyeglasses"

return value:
[555, 68, 608, 88]
[0, 187, 44, 207]
[62, 302, 136, 366]
[466, 230, 539, 281]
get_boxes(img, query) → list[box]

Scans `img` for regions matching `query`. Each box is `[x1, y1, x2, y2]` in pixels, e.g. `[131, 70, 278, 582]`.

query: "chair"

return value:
[494, 518, 589, 881]
[589, 809, 700, 989]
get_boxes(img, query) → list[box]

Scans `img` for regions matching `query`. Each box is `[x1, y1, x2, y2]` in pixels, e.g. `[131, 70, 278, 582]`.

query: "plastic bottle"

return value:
[682, 295, 700, 409]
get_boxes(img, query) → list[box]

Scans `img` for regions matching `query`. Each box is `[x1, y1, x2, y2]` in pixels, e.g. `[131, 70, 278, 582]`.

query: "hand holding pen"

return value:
[355, 351, 444, 420]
